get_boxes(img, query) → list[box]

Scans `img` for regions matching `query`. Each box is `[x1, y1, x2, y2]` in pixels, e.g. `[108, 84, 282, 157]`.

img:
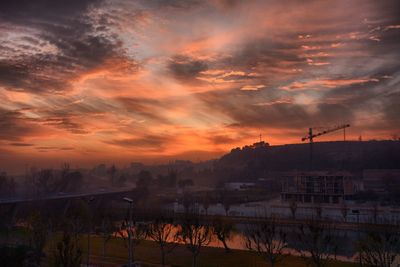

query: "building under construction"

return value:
[281, 171, 361, 204]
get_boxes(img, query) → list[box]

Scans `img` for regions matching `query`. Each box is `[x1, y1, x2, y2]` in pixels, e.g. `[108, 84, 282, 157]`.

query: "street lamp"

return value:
[85, 196, 95, 267]
[123, 197, 134, 267]
[352, 209, 361, 266]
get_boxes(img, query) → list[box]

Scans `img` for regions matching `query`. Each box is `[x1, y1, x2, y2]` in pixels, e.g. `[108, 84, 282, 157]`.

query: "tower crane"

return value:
[301, 124, 350, 169]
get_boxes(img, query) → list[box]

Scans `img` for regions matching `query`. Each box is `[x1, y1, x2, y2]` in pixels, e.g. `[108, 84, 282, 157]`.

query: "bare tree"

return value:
[219, 190, 233, 216]
[177, 213, 211, 267]
[372, 203, 379, 224]
[108, 164, 117, 187]
[147, 216, 178, 266]
[296, 220, 338, 267]
[118, 218, 147, 264]
[0, 172, 16, 197]
[223, 200, 231, 216]
[314, 204, 322, 220]
[97, 214, 117, 258]
[289, 201, 298, 220]
[340, 203, 348, 222]
[212, 216, 235, 253]
[182, 193, 196, 214]
[54, 231, 82, 267]
[61, 163, 70, 182]
[65, 199, 90, 242]
[245, 216, 287, 267]
[28, 212, 48, 266]
[202, 194, 210, 216]
[358, 228, 400, 267]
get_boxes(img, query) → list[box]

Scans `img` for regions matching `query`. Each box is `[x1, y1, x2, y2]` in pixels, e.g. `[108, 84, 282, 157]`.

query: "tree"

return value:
[108, 165, 117, 187]
[35, 169, 55, 194]
[63, 171, 83, 192]
[178, 179, 194, 189]
[0, 172, 16, 197]
[182, 193, 196, 214]
[219, 190, 233, 216]
[296, 220, 338, 267]
[314, 204, 322, 219]
[54, 231, 82, 267]
[0, 245, 32, 267]
[116, 173, 127, 187]
[118, 218, 147, 263]
[157, 169, 178, 188]
[372, 203, 379, 224]
[245, 216, 287, 267]
[289, 200, 297, 220]
[358, 228, 400, 267]
[27, 212, 48, 266]
[137, 170, 153, 188]
[147, 216, 178, 266]
[177, 213, 211, 267]
[340, 203, 348, 222]
[166, 169, 178, 187]
[202, 194, 211, 216]
[65, 200, 90, 241]
[212, 216, 234, 253]
[96, 212, 117, 258]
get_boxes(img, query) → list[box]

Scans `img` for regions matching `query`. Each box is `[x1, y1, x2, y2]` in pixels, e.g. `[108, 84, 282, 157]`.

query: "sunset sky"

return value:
[1, 0, 399, 172]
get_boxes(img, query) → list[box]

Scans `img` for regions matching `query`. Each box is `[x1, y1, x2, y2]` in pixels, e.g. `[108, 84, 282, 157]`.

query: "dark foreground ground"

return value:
[42, 235, 357, 267]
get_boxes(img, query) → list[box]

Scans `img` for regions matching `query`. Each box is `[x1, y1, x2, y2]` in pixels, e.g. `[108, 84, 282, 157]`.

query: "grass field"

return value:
[44, 234, 357, 267]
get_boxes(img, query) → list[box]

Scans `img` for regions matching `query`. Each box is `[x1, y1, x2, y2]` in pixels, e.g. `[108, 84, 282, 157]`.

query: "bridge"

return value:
[0, 186, 136, 205]
[0, 187, 138, 223]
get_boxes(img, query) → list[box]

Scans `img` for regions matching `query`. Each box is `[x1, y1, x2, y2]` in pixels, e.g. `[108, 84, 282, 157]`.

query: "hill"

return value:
[212, 140, 400, 182]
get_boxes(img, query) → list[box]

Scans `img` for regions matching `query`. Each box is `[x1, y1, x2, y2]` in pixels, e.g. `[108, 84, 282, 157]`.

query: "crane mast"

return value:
[301, 124, 350, 169]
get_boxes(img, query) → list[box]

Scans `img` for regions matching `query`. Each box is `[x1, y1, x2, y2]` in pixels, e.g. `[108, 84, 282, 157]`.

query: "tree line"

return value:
[1, 198, 400, 267]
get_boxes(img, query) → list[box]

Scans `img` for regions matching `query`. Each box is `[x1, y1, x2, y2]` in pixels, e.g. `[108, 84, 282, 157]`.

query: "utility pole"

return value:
[85, 196, 95, 267]
[123, 197, 134, 267]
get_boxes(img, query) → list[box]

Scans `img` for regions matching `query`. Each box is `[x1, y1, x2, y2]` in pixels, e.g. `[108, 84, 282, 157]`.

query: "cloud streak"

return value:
[0, 0, 399, 171]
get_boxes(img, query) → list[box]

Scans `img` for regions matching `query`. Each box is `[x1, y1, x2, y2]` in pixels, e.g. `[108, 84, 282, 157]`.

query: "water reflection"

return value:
[117, 222, 362, 262]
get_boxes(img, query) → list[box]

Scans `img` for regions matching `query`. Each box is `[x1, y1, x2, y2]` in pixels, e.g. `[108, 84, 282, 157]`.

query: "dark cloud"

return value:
[197, 89, 306, 128]
[197, 88, 356, 129]
[0, 0, 101, 22]
[168, 56, 208, 83]
[0, 108, 36, 141]
[383, 92, 400, 127]
[116, 97, 168, 123]
[9, 142, 34, 147]
[226, 38, 301, 70]
[208, 135, 237, 144]
[0, 0, 134, 93]
[40, 115, 88, 134]
[137, 0, 201, 9]
[35, 146, 74, 151]
[106, 134, 174, 151]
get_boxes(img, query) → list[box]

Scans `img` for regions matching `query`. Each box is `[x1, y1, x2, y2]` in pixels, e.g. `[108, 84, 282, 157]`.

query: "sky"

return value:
[0, 0, 399, 172]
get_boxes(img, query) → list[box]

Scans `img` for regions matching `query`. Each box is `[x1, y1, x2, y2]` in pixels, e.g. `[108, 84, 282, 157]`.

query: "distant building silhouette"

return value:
[281, 171, 361, 204]
[363, 169, 400, 194]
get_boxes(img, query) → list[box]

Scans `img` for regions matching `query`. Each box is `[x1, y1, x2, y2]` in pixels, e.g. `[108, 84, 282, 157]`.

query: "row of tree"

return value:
[116, 206, 400, 267]
[25, 164, 83, 195]
[3, 197, 400, 267]
[0, 172, 15, 197]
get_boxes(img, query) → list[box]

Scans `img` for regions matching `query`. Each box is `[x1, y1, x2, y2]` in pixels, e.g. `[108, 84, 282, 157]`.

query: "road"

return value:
[0, 187, 135, 204]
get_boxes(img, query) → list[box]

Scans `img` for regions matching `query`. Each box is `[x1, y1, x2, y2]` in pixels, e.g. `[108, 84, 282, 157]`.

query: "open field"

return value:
[43, 234, 357, 267]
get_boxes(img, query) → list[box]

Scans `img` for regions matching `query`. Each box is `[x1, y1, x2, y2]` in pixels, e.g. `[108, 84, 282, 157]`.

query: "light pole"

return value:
[352, 209, 361, 266]
[123, 197, 134, 267]
[86, 196, 95, 267]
